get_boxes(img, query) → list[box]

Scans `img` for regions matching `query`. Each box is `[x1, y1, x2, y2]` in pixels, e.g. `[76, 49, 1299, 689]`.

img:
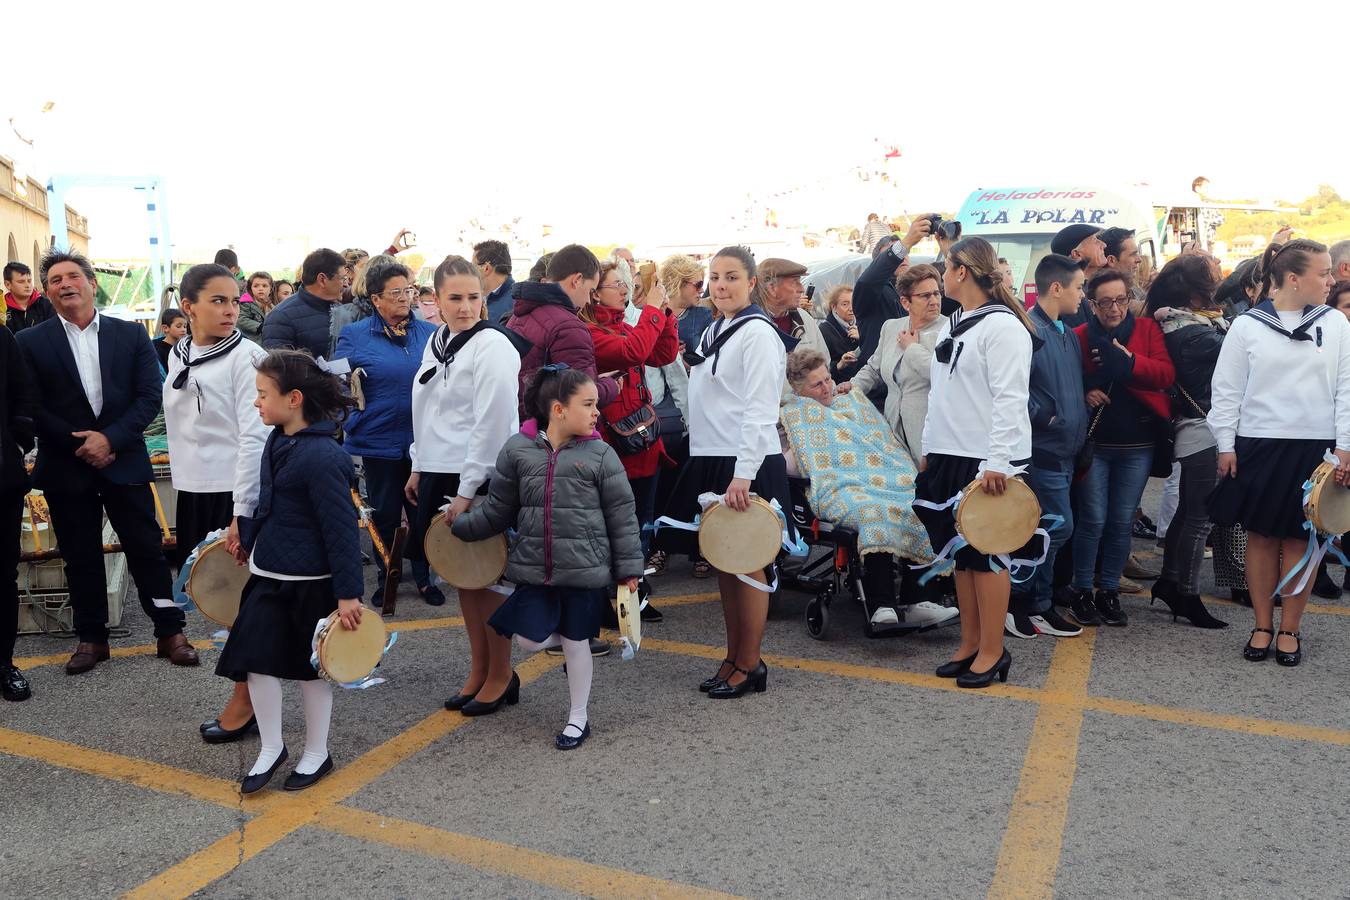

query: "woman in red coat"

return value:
[582, 260, 680, 614]
[1067, 269, 1175, 628]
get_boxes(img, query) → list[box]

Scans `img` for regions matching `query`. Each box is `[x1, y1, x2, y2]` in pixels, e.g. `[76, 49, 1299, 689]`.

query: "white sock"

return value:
[560, 637, 592, 734]
[246, 673, 284, 776]
[295, 679, 333, 775]
[516, 632, 562, 654]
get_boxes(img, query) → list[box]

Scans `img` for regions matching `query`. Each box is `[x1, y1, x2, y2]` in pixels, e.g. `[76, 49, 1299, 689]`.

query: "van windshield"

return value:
[980, 235, 1050, 308]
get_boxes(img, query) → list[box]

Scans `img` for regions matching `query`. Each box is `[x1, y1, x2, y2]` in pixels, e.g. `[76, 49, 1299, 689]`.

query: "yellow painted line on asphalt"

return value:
[642, 637, 1048, 704]
[0, 726, 283, 812]
[13, 640, 218, 672]
[988, 629, 1098, 900]
[1202, 593, 1350, 618]
[122, 651, 562, 900]
[321, 806, 745, 900]
[1084, 694, 1350, 747]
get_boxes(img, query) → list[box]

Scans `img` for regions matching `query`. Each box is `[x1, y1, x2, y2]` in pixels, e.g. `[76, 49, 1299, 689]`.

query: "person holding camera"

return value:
[581, 260, 679, 623]
[851, 216, 934, 384]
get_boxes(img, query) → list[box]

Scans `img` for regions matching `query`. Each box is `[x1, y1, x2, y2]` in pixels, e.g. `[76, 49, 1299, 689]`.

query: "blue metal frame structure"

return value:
[46, 174, 171, 305]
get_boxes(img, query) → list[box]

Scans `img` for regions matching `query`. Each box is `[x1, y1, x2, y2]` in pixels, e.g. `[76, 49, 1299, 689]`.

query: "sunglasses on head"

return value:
[539, 363, 571, 374]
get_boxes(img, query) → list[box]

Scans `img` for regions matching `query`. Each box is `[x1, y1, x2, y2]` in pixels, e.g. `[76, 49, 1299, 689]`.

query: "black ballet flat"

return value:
[283, 756, 334, 791]
[240, 747, 288, 795]
[1244, 627, 1274, 662]
[202, 716, 259, 745]
[936, 653, 977, 679]
[555, 722, 591, 751]
[1274, 630, 1302, 667]
[956, 650, 1012, 688]
[699, 659, 735, 692]
[460, 671, 520, 717]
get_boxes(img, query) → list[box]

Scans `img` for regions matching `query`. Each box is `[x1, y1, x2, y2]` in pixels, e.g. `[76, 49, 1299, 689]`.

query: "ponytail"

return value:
[1257, 238, 1327, 300]
[523, 365, 595, 429]
[948, 236, 1036, 335]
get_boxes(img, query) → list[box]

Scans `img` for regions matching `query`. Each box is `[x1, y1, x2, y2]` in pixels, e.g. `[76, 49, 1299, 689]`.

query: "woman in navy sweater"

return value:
[215, 350, 363, 794]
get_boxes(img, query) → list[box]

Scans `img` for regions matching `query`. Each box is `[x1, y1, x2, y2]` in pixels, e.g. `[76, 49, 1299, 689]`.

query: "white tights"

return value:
[513, 633, 592, 735]
[245, 674, 333, 776]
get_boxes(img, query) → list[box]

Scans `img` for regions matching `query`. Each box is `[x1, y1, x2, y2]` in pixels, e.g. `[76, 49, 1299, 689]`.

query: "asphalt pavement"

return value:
[4, 480, 1350, 899]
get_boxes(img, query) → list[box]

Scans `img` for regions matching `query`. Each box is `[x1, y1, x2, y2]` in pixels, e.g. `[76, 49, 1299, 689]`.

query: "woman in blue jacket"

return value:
[335, 259, 440, 607]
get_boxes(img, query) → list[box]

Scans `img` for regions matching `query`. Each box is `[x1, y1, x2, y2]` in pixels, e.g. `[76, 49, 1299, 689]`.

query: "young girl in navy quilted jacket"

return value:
[452, 365, 644, 751]
[215, 350, 363, 794]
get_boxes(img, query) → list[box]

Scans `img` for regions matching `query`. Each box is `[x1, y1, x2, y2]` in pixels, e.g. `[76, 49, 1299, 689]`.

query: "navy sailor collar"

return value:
[1243, 299, 1334, 342]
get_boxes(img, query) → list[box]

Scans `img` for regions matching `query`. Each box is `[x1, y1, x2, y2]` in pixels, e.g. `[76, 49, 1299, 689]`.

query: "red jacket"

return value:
[586, 304, 680, 478]
[1073, 313, 1174, 421]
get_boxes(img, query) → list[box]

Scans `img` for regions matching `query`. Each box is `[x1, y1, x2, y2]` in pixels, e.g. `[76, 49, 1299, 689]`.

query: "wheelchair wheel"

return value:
[805, 592, 830, 640]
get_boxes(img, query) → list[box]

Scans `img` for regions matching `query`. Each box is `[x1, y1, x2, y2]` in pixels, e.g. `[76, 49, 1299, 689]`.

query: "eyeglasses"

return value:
[909, 290, 942, 302]
[379, 287, 418, 300]
[687, 280, 705, 292]
[1092, 297, 1129, 310]
[598, 282, 627, 293]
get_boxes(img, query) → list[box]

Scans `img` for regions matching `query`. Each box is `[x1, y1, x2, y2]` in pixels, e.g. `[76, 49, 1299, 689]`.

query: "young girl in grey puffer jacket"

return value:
[453, 365, 643, 750]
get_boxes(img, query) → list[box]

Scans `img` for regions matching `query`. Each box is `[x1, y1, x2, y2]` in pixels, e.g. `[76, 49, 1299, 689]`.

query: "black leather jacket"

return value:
[1157, 309, 1226, 417]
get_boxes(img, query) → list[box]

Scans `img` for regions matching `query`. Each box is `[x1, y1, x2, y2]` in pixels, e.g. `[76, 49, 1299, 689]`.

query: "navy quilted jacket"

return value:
[261, 288, 335, 359]
[242, 420, 363, 600]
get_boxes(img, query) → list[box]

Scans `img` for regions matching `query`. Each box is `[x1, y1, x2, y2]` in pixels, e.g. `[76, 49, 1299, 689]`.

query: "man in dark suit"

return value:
[17, 249, 198, 674]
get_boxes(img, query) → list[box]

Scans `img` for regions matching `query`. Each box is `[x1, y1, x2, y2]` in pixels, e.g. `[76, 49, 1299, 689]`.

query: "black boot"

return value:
[1068, 589, 1101, 626]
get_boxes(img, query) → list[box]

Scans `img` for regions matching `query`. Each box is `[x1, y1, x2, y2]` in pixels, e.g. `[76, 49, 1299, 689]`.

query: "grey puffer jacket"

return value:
[452, 419, 644, 588]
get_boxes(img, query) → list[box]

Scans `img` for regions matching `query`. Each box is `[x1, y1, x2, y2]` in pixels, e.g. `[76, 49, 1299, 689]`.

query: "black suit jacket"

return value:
[17, 313, 162, 491]
[0, 326, 37, 494]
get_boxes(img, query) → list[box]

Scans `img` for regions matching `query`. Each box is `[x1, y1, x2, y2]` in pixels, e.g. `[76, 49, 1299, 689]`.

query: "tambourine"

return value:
[1305, 461, 1350, 535]
[172, 536, 250, 626]
[423, 520, 507, 590]
[613, 584, 641, 654]
[698, 496, 781, 575]
[955, 477, 1041, 555]
[315, 606, 386, 684]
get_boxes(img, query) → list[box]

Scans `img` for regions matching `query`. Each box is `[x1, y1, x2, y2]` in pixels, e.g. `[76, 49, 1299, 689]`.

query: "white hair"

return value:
[1330, 239, 1350, 270]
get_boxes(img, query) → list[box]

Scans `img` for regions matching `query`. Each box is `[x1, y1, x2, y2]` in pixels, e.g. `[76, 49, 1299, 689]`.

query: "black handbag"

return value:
[603, 368, 662, 456]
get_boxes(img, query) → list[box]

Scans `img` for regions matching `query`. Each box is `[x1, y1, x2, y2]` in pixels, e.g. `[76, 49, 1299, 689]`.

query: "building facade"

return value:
[2, 154, 90, 274]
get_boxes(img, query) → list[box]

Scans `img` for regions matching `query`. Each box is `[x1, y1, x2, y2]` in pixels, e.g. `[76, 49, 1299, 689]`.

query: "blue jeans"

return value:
[1072, 445, 1153, 592]
[1023, 463, 1073, 614]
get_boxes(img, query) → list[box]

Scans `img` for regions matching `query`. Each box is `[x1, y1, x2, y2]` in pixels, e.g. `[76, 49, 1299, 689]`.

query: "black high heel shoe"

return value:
[460, 671, 520, 716]
[1152, 586, 1229, 629]
[707, 661, 768, 698]
[699, 659, 735, 693]
[1243, 627, 1274, 661]
[240, 746, 288, 795]
[956, 650, 1011, 689]
[444, 691, 476, 711]
[1275, 630, 1302, 667]
[936, 653, 977, 678]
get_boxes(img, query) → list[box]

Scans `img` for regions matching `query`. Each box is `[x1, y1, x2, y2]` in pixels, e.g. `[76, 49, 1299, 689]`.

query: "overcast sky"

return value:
[5, 0, 1346, 264]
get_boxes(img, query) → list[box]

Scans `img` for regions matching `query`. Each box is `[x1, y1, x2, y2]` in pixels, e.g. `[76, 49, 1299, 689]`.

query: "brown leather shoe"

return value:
[157, 633, 200, 667]
[66, 642, 111, 675]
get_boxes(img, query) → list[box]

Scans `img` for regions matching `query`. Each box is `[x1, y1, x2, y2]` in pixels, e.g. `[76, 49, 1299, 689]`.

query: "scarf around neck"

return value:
[171, 330, 243, 390]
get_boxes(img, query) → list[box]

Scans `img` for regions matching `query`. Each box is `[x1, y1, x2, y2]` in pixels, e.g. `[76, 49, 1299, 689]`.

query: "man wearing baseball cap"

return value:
[1051, 224, 1108, 327]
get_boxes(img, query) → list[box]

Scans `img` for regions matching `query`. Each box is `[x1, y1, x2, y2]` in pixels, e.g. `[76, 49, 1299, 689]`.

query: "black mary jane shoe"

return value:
[202, 716, 259, 745]
[460, 671, 520, 717]
[2, 665, 32, 702]
[699, 659, 735, 693]
[1243, 627, 1274, 661]
[935, 653, 977, 679]
[1274, 630, 1303, 668]
[555, 722, 591, 751]
[956, 650, 1012, 689]
[240, 747, 288, 795]
[283, 756, 334, 791]
[707, 661, 768, 699]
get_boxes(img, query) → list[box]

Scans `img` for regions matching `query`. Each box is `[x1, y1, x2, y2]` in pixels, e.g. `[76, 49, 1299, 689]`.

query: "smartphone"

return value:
[639, 261, 656, 296]
[805, 285, 816, 300]
[402, 232, 417, 248]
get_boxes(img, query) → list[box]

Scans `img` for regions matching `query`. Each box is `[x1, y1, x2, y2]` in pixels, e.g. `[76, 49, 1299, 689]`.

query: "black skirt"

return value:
[214, 575, 336, 682]
[913, 454, 1039, 572]
[174, 490, 233, 567]
[410, 472, 489, 565]
[488, 584, 606, 643]
[1208, 436, 1332, 539]
[655, 453, 795, 558]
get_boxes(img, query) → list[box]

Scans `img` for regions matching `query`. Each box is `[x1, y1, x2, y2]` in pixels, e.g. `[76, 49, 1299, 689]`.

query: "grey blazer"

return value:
[848, 314, 947, 463]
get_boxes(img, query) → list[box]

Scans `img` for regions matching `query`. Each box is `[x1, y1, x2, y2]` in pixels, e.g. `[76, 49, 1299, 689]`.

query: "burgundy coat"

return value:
[506, 281, 617, 417]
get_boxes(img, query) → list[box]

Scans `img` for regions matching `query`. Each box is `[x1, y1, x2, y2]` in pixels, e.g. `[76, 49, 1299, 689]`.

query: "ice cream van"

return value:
[954, 186, 1165, 306]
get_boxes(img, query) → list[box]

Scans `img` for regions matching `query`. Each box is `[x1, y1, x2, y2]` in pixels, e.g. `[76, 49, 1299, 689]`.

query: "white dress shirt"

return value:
[61, 312, 103, 416]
